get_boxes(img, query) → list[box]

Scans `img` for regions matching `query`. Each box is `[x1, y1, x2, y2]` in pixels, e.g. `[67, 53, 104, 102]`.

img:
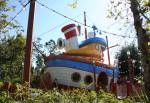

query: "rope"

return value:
[36, 0, 137, 39]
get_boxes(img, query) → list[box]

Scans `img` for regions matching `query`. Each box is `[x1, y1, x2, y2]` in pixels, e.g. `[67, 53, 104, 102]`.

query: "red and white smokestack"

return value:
[61, 24, 79, 51]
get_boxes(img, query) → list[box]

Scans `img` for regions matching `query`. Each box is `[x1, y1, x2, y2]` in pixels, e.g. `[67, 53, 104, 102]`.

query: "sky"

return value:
[8, 0, 137, 65]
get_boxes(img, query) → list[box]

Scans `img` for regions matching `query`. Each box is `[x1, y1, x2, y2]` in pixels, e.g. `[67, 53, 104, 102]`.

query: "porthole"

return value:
[84, 75, 93, 85]
[71, 72, 81, 82]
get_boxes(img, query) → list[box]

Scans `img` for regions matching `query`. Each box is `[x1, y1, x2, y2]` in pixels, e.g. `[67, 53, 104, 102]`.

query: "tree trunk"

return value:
[130, 0, 150, 100]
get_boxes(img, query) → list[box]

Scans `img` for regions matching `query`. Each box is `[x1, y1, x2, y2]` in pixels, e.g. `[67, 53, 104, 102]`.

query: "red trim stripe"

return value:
[64, 30, 77, 39]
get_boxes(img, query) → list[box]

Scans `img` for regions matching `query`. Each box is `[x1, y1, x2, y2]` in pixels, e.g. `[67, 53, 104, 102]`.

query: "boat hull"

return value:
[45, 66, 117, 90]
[44, 57, 119, 90]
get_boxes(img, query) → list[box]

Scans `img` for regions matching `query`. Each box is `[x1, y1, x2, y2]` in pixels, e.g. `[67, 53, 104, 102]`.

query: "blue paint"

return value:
[45, 59, 119, 77]
[79, 37, 107, 49]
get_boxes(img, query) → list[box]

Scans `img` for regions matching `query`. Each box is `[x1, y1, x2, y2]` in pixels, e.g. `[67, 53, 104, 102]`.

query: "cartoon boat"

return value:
[42, 23, 119, 90]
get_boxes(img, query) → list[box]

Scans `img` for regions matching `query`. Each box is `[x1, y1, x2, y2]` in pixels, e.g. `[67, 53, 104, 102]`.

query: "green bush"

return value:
[12, 77, 22, 84]
[0, 91, 15, 103]
[0, 82, 3, 88]
[0, 83, 147, 103]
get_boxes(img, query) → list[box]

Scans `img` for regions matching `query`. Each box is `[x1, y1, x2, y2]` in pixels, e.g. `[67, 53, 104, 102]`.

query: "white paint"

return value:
[57, 37, 79, 51]
[65, 37, 79, 51]
[45, 67, 117, 90]
[63, 27, 79, 35]
[45, 67, 95, 89]
[61, 25, 79, 51]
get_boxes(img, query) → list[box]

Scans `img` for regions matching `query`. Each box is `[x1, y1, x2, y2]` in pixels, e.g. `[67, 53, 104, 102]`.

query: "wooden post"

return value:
[106, 36, 111, 66]
[93, 60, 97, 90]
[23, 0, 35, 83]
[126, 81, 132, 96]
[111, 82, 117, 94]
[84, 11, 87, 40]
[113, 69, 115, 82]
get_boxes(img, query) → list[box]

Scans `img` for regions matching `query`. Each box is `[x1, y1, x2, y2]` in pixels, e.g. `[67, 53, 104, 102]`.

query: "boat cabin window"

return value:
[71, 72, 81, 82]
[84, 75, 93, 85]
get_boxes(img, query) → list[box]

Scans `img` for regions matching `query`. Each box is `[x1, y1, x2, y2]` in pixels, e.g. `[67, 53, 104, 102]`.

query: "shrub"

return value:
[0, 91, 15, 103]
[0, 82, 3, 89]
[0, 83, 147, 103]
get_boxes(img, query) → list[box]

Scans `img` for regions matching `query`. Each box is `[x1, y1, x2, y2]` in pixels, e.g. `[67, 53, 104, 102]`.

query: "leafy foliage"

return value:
[45, 39, 56, 54]
[32, 38, 60, 86]
[0, 0, 24, 35]
[0, 34, 26, 82]
[68, 0, 78, 9]
[107, 0, 150, 36]
[33, 38, 60, 71]
[108, 0, 150, 100]
[116, 44, 141, 77]
[0, 82, 136, 103]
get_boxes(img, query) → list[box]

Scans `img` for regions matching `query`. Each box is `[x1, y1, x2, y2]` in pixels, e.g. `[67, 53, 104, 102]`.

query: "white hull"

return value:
[45, 67, 115, 90]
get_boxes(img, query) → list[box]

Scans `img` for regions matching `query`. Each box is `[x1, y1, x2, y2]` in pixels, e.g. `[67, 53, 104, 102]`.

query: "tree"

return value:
[0, 0, 26, 83]
[31, 38, 60, 87]
[32, 38, 60, 75]
[116, 44, 141, 78]
[0, 0, 24, 36]
[130, 0, 150, 100]
[44, 39, 60, 55]
[0, 34, 26, 82]
[32, 38, 44, 76]
[108, 0, 150, 100]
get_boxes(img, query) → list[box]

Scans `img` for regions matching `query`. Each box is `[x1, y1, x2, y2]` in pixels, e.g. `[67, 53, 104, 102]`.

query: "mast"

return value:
[106, 36, 115, 81]
[93, 61, 97, 91]
[23, 0, 35, 83]
[84, 11, 87, 39]
[106, 36, 111, 66]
